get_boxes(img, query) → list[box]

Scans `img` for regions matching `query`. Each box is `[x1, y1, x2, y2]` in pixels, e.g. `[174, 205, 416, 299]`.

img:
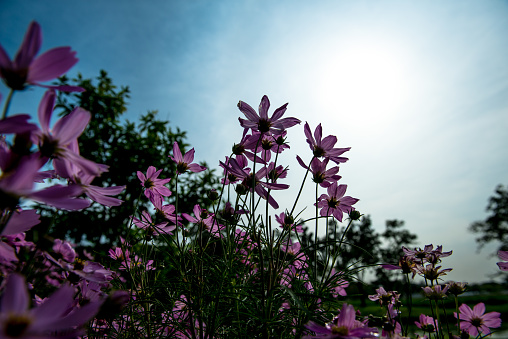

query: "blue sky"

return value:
[1, 0, 508, 283]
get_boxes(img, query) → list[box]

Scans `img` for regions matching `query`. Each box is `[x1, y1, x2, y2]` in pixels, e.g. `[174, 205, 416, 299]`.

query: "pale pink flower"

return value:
[454, 303, 501, 337]
[304, 122, 350, 164]
[0, 21, 82, 92]
[316, 182, 358, 222]
[415, 314, 437, 333]
[137, 166, 171, 201]
[0, 273, 103, 338]
[238, 95, 300, 134]
[304, 303, 378, 338]
[169, 142, 206, 174]
[33, 90, 104, 177]
[497, 250, 508, 271]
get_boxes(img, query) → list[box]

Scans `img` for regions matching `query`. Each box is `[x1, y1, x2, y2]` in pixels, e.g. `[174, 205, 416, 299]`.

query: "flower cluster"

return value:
[1, 21, 504, 339]
[0, 21, 128, 337]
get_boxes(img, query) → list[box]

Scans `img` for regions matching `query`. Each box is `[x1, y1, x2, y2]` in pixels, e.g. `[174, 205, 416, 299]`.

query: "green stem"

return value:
[1, 88, 14, 120]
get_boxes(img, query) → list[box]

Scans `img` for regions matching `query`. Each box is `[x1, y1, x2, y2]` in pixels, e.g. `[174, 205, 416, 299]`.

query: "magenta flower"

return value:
[297, 156, 341, 188]
[182, 204, 224, 236]
[169, 142, 206, 174]
[329, 269, 349, 297]
[0, 273, 103, 338]
[0, 114, 38, 134]
[497, 250, 508, 271]
[33, 90, 104, 177]
[368, 287, 400, 306]
[316, 182, 359, 222]
[220, 157, 289, 209]
[304, 303, 378, 338]
[415, 314, 437, 333]
[238, 95, 300, 134]
[422, 284, 449, 300]
[275, 212, 303, 233]
[0, 21, 82, 92]
[454, 303, 501, 337]
[1, 209, 40, 236]
[54, 140, 125, 206]
[137, 166, 171, 201]
[132, 210, 176, 236]
[304, 122, 350, 164]
[0, 154, 90, 210]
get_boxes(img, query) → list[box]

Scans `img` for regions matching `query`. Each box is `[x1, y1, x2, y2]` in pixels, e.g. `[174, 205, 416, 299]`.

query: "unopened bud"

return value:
[349, 210, 361, 220]
[208, 189, 219, 201]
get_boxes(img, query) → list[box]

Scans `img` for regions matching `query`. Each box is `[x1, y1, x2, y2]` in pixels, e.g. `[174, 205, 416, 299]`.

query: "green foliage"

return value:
[470, 184, 508, 253]
[36, 71, 220, 254]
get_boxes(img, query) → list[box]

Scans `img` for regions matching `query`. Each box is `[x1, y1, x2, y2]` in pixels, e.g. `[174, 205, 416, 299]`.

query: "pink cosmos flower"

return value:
[422, 284, 449, 300]
[328, 269, 349, 297]
[54, 140, 124, 206]
[297, 156, 341, 188]
[0, 21, 83, 92]
[275, 212, 303, 233]
[454, 303, 501, 337]
[220, 157, 289, 209]
[132, 210, 176, 237]
[316, 182, 359, 222]
[497, 250, 508, 271]
[304, 122, 350, 164]
[0, 153, 90, 210]
[0, 273, 103, 338]
[415, 314, 437, 333]
[304, 303, 378, 338]
[0, 114, 38, 134]
[182, 204, 224, 236]
[238, 95, 300, 134]
[368, 287, 400, 306]
[169, 142, 206, 175]
[137, 166, 171, 201]
[1, 209, 40, 236]
[33, 90, 104, 177]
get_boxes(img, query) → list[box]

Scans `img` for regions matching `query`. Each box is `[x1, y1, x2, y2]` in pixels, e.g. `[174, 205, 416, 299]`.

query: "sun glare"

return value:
[316, 40, 411, 130]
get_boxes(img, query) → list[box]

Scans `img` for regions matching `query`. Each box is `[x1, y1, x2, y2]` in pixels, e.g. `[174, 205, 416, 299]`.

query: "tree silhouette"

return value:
[470, 184, 508, 253]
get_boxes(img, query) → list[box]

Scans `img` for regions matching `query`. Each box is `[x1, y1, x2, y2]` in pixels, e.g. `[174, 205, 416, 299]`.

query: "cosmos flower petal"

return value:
[1, 209, 40, 236]
[0, 274, 29, 314]
[28, 47, 78, 83]
[498, 250, 508, 261]
[0, 44, 11, 68]
[52, 107, 91, 144]
[14, 21, 42, 68]
[258, 95, 270, 120]
[473, 302, 486, 316]
[172, 142, 183, 162]
[38, 89, 56, 133]
[238, 101, 259, 122]
[182, 148, 195, 164]
[270, 102, 288, 121]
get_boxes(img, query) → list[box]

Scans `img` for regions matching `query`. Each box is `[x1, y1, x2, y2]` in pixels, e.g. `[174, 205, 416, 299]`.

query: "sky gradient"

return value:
[1, 0, 508, 283]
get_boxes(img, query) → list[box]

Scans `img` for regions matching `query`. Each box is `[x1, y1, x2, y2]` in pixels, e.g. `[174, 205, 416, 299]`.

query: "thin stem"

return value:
[1, 88, 14, 120]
